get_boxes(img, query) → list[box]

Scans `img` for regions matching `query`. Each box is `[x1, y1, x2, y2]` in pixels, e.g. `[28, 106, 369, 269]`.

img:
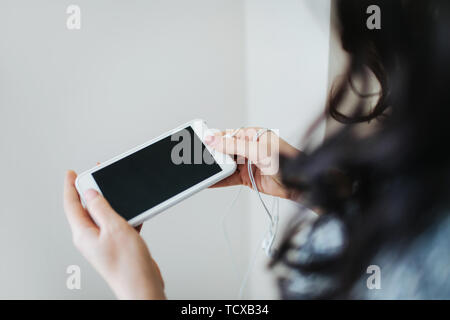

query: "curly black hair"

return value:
[272, 0, 450, 299]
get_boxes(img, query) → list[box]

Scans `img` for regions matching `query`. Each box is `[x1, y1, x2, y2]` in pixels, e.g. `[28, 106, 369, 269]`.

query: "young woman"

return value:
[63, 0, 450, 299]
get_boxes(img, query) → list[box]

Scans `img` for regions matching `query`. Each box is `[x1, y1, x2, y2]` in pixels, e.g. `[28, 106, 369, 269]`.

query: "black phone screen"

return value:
[92, 126, 222, 221]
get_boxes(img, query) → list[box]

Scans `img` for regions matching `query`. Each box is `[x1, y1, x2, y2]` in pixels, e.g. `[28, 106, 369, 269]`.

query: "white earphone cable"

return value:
[220, 185, 243, 284]
[221, 128, 280, 299]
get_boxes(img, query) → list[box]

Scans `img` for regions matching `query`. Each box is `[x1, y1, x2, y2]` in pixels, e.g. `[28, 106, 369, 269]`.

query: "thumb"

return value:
[84, 189, 125, 230]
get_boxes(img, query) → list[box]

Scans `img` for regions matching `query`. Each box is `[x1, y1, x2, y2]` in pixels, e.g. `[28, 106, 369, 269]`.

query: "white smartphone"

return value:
[75, 119, 236, 226]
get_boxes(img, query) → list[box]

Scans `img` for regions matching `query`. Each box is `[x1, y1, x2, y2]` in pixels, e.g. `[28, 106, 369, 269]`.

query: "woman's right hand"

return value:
[206, 127, 300, 200]
[63, 171, 166, 300]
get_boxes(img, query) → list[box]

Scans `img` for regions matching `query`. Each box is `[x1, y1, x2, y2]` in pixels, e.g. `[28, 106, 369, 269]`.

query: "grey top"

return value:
[276, 213, 450, 299]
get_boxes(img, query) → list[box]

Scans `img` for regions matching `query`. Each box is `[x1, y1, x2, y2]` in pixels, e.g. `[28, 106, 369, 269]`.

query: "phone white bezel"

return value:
[75, 119, 236, 226]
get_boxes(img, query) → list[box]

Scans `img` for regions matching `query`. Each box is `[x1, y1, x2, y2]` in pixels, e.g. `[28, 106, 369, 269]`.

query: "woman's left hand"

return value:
[207, 127, 300, 200]
[63, 170, 166, 300]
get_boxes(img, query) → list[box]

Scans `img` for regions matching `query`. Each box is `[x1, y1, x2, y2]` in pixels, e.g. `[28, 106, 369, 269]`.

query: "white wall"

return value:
[0, 0, 247, 299]
[0, 0, 331, 299]
[244, 0, 331, 299]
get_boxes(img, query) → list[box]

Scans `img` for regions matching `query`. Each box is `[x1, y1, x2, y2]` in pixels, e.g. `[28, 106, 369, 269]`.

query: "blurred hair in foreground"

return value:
[273, 0, 450, 299]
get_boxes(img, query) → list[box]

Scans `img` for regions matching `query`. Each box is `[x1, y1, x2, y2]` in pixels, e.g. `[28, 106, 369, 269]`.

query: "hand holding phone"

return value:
[64, 171, 166, 300]
[75, 119, 236, 226]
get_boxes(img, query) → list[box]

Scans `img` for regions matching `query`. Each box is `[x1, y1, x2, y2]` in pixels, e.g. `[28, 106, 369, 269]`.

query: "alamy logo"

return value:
[171, 129, 216, 165]
[366, 265, 381, 289]
[366, 5, 381, 30]
[66, 5, 81, 30]
[66, 265, 81, 290]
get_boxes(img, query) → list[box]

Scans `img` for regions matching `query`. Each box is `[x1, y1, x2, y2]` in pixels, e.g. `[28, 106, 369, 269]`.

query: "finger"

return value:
[211, 127, 263, 139]
[206, 135, 259, 163]
[224, 127, 261, 140]
[210, 128, 245, 140]
[218, 129, 239, 138]
[64, 171, 98, 233]
[84, 189, 126, 230]
[152, 259, 165, 290]
[209, 171, 242, 188]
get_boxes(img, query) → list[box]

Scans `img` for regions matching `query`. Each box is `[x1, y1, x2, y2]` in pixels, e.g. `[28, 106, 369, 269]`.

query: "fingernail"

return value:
[84, 189, 98, 201]
[205, 135, 216, 145]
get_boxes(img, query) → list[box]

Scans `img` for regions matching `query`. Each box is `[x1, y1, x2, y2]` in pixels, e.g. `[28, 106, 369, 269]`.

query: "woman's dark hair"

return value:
[273, 0, 450, 299]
